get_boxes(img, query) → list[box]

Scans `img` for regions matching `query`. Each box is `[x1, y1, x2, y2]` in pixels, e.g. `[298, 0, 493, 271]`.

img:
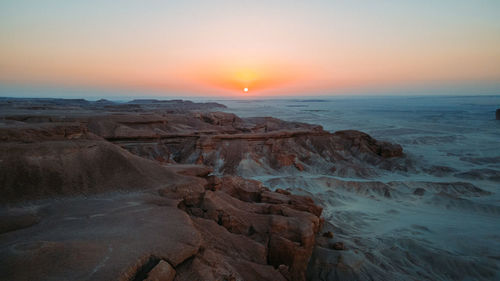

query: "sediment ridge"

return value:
[0, 98, 405, 281]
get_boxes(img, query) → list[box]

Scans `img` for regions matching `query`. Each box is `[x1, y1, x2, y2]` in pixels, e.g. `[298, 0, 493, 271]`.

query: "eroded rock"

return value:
[180, 176, 323, 281]
[0, 98, 406, 281]
[0, 193, 201, 281]
[146, 260, 176, 281]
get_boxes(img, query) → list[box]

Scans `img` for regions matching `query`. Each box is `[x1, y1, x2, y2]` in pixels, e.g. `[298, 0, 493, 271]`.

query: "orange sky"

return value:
[1, 1, 500, 97]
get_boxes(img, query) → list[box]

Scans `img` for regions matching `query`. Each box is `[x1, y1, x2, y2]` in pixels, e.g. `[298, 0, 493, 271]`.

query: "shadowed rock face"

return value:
[0, 139, 186, 202]
[83, 111, 404, 177]
[0, 98, 404, 281]
[496, 109, 500, 120]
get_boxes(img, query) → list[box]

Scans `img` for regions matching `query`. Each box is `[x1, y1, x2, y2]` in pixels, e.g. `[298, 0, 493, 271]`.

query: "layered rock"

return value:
[82, 112, 405, 178]
[0, 162, 323, 281]
[1, 98, 404, 180]
[0, 98, 406, 281]
[0, 97, 226, 115]
[0, 136, 187, 202]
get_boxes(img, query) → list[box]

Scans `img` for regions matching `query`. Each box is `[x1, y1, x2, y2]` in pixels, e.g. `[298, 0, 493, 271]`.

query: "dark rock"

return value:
[413, 188, 426, 196]
[331, 242, 345, 250]
[322, 231, 334, 238]
[455, 169, 500, 182]
[424, 165, 457, 177]
[278, 264, 292, 281]
[0, 213, 40, 234]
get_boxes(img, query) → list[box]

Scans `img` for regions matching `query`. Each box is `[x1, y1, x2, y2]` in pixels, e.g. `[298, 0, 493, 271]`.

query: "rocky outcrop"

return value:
[81, 112, 405, 178]
[0, 98, 406, 280]
[176, 176, 323, 281]
[331, 130, 403, 158]
[1, 98, 404, 179]
[146, 260, 176, 281]
[0, 161, 323, 281]
[0, 193, 202, 281]
[496, 108, 500, 120]
[0, 138, 189, 202]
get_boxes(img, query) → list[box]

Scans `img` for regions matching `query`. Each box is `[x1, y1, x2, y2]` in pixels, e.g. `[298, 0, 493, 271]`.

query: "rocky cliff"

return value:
[0, 98, 404, 281]
[86, 111, 405, 178]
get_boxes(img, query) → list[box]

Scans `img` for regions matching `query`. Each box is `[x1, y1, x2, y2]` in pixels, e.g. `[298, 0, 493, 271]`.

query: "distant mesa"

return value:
[496, 109, 500, 120]
[292, 99, 328, 103]
[128, 99, 187, 104]
[95, 98, 111, 103]
[125, 99, 227, 109]
[128, 99, 163, 104]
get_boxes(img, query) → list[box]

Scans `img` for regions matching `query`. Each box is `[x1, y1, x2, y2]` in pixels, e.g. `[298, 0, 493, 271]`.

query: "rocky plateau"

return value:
[0, 98, 407, 281]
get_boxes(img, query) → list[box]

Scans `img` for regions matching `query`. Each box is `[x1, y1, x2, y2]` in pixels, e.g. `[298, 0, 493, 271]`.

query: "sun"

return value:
[243, 87, 248, 92]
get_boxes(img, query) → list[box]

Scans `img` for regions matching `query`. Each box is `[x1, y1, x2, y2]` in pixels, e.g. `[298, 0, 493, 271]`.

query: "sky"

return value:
[1, 0, 500, 98]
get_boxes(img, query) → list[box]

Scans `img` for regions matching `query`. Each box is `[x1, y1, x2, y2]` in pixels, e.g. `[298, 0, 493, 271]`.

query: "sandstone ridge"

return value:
[0, 98, 405, 281]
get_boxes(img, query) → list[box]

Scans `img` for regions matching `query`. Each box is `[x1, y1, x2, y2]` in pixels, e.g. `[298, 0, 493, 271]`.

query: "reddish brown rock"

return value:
[294, 162, 305, 171]
[182, 177, 322, 281]
[146, 260, 176, 281]
[195, 111, 242, 127]
[332, 130, 403, 158]
[66, 107, 404, 177]
[0, 194, 202, 281]
[277, 154, 297, 166]
[261, 190, 291, 204]
[0, 98, 404, 281]
[276, 188, 292, 195]
[218, 176, 266, 202]
[0, 139, 184, 202]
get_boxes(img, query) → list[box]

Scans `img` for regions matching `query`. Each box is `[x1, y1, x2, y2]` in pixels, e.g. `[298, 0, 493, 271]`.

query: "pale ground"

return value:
[219, 95, 500, 281]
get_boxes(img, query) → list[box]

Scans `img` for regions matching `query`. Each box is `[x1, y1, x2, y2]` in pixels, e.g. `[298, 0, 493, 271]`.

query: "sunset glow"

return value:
[1, 2, 499, 279]
[1, 1, 499, 97]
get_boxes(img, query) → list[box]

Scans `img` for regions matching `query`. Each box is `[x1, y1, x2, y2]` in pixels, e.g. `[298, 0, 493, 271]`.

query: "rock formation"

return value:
[496, 108, 500, 120]
[84, 112, 405, 178]
[0, 98, 405, 281]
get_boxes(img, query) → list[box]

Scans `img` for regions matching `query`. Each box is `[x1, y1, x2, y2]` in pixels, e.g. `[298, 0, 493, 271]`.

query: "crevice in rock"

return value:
[130, 255, 160, 281]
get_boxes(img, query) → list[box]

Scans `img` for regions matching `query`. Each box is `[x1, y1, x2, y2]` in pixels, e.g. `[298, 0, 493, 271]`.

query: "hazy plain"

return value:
[221, 95, 500, 280]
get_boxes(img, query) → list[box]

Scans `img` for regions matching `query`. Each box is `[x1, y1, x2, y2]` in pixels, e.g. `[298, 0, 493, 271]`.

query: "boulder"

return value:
[146, 260, 176, 281]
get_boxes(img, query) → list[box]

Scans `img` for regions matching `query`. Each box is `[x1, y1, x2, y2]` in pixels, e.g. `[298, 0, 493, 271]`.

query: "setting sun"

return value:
[1, 1, 500, 280]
